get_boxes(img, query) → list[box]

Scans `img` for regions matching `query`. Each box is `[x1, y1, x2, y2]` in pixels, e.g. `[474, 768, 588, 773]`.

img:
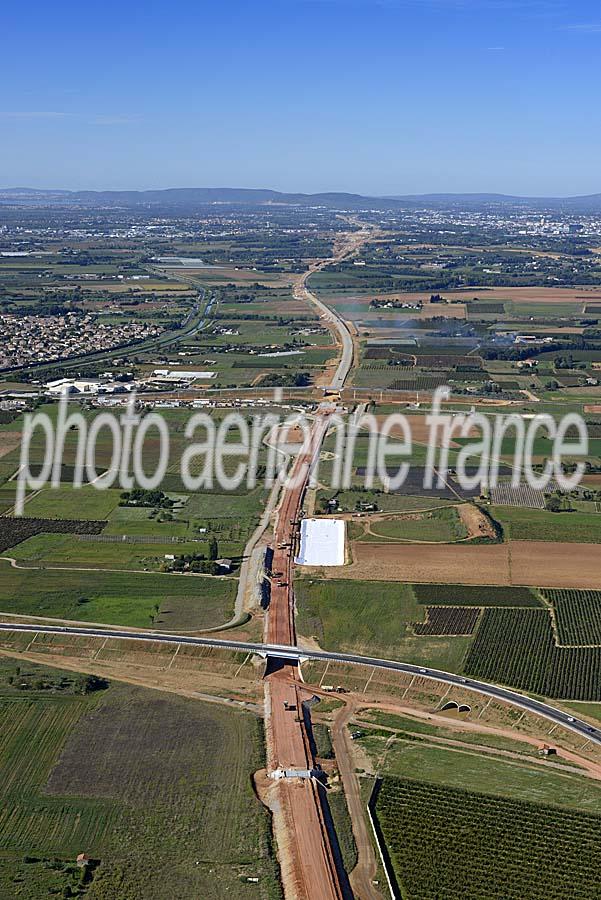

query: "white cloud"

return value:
[0, 111, 141, 126]
[563, 22, 601, 33]
[0, 111, 72, 119]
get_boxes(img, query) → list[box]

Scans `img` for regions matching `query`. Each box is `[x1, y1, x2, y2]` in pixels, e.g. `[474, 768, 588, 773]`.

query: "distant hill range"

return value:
[1, 186, 601, 212]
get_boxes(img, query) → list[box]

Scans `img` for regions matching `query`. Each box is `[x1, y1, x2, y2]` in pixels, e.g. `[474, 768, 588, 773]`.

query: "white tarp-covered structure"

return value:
[295, 518, 345, 567]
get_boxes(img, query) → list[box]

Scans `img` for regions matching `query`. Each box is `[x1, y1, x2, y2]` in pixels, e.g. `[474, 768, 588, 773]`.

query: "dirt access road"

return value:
[330, 701, 385, 900]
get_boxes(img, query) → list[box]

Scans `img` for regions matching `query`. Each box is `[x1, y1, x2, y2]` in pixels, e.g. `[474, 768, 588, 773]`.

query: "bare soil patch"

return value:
[457, 504, 496, 540]
[370, 414, 479, 448]
[0, 431, 21, 460]
[334, 540, 601, 588]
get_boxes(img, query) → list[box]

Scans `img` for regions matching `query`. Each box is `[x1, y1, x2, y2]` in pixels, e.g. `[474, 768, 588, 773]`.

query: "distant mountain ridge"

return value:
[1, 186, 600, 212]
[384, 192, 601, 210]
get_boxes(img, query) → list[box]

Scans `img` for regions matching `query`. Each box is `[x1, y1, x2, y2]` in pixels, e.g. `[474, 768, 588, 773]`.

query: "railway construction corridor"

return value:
[263, 411, 346, 900]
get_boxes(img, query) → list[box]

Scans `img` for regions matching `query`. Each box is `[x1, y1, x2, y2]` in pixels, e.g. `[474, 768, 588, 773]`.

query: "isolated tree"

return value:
[208, 536, 219, 561]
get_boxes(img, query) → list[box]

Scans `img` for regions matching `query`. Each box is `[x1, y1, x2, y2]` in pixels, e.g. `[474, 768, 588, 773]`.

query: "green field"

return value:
[491, 505, 601, 543]
[368, 740, 601, 810]
[295, 578, 471, 670]
[375, 777, 601, 900]
[0, 662, 281, 899]
[356, 507, 467, 542]
[19, 486, 122, 520]
[0, 563, 235, 628]
[9, 532, 242, 572]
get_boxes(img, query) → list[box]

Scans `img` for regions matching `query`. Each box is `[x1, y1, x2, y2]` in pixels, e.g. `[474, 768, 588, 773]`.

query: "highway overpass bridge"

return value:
[0, 622, 599, 748]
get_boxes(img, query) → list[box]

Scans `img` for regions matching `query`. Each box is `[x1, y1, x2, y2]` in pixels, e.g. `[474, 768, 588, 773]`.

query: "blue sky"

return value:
[1, 0, 600, 195]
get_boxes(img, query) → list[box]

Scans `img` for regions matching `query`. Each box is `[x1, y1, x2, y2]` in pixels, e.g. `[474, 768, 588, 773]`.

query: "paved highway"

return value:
[1, 622, 599, 748]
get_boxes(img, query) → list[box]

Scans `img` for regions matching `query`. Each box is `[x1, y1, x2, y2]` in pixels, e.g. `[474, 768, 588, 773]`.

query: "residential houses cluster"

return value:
[0, 313, 161, 371]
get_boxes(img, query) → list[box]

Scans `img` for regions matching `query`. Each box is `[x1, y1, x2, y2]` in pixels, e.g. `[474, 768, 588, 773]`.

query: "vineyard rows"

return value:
[542, 589, 601, 646]
[413, 606, 480, 635]
[387, 375, 451, 391]
[489, 483, 546, 509]
[464, 608, 601, 700]
[376, 777, 601, 900]
[412, 584, 540, 608]
[0, 516, 106, 554]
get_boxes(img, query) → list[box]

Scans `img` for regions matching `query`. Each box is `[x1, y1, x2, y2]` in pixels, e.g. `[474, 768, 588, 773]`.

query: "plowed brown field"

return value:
[324, 540, 601, 589]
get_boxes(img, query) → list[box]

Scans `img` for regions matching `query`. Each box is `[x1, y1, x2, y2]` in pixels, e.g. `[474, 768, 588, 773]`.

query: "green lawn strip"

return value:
[327, 789, 358, 877]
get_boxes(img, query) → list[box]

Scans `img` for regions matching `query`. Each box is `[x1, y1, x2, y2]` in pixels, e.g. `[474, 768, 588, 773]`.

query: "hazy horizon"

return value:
[1, 184, 600, 200]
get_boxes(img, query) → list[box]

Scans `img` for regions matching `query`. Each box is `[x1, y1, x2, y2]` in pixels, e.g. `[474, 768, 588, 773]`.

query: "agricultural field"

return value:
[0, 516, 106, 554]
[0, 564, 235, 628]
[465, 607, 601, 700]
[8, 532, 242, 573]
[490, 505, 601, 543]
[351, 507, 468, 543]
[412, 606, 480, 635]
[17, 486, 123, 520]
[338, 540, 601, 589]
[297, 575, 601, 699]
[375, 778, 601, 900]
[295, 578, 472, 670]
[542, 588, 601, 645]
[412, 583, 541, 607]
[0, 659, 281, 900]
